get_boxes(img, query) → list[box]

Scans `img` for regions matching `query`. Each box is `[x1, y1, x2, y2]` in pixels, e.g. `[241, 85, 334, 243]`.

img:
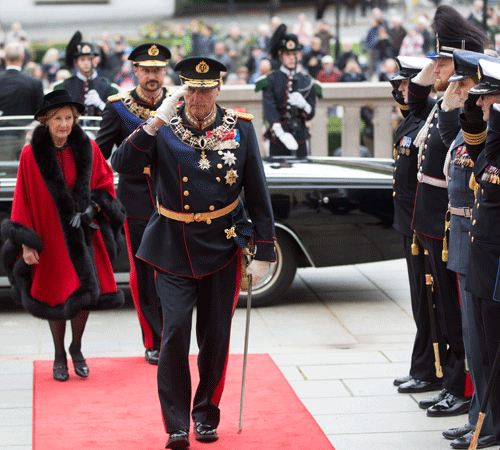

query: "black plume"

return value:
[269, 23, 287, 59]
[65, 30, 82, 69]
[433, 5, 490, 49]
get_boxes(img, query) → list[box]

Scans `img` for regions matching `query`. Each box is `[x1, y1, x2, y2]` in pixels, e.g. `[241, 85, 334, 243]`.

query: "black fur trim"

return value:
[1, 219, 42, 252]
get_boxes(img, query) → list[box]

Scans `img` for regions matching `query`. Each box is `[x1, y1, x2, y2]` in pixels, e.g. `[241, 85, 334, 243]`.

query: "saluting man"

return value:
[111, 56, 276, 449]
[95, 43, 171, 365]
[390, 56, 446, 396]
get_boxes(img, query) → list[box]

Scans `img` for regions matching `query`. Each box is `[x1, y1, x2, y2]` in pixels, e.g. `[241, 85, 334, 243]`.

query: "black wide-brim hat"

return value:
[470, 58, 500, 95]
[174, 56, 227, 89]
[128, 43, 171, 67]
[449, 50, 497, 82]
[35, 89, 85, 120]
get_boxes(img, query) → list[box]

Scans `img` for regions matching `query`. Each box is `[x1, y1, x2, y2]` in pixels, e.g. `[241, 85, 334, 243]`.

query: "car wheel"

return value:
[237, 231, 298, 308]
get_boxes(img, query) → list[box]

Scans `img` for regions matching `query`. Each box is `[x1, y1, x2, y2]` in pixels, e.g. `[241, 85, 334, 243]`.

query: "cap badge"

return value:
[148, 45, 159, 56]
[478, 67, 482, 80]
[196, 61, 210, 73]
[81, 44, 91, 54]
[286, 40, 295, 50]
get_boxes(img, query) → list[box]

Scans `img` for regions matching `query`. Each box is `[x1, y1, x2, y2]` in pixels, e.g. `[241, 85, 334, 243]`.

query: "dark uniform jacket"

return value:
[96, 88, 167, 219]
[53, 73, 117, 116]
[0, 68, 44, 118]
[259, 68, 316, 147]
[466, 106, 500, 299]
[111, 104, 276, 278]
[438, 106, 475, 276]
[392, 100, 423, 237]
[407, 78, 449, 239]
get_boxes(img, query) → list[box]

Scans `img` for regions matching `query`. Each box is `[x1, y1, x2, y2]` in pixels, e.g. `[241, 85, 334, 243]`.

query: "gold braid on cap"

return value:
[179, 75, 221, 88]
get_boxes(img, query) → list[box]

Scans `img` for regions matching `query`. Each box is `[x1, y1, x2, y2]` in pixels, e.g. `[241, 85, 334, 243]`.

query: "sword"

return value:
[469, 339, 500, 450]
[238, 274, 252, 433]
[424, 248, 443, 378]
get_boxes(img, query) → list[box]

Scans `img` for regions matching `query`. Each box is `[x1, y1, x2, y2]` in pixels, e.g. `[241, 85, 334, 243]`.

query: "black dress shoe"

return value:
[194, 423, 219, 442]
[419, 389, 448, 409]
[145, 349, 159, 365]
[397, 378, 443, 394]
[70, 355, 89, 378]
[426, 393, 471, 417]
[443, 423, 474, 440]
[450, 430, 497, 449]
[166, 430, 189, 449]
[393, 374, 412, 386]
[53, 362, 69, 382]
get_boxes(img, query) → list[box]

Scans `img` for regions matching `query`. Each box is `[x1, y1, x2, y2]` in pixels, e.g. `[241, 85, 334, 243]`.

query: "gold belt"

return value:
[156, 197, 239, 224]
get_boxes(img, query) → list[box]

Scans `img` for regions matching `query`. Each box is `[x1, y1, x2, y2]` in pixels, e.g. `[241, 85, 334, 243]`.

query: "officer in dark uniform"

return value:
[53, 32, 118, 127]
[256, 24, 318, 158]
[111, 57, 276, 449]
[95, 43, 171, 365]
[464, 58, 500, 449]
[390, 56, 446, 395]
[407, 5, 489, 417]
[437, 50, 497, 448]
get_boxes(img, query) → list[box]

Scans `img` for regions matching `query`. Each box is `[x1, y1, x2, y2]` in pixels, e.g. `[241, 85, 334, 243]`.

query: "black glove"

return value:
[463, 93, 484, 124]
[391, 88, 405, 105]
[70, 203, 99, 230]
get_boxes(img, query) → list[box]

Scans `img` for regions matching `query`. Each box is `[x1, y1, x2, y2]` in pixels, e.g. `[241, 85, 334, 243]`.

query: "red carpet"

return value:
[33, 354, 335, 450]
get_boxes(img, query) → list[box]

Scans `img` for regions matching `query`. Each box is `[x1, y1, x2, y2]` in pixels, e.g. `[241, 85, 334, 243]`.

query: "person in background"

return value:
[1, 89, 125, 382]
[315, 55, 342, 83]
[302, 36, 325, 79]
[95, 43, 171, 366]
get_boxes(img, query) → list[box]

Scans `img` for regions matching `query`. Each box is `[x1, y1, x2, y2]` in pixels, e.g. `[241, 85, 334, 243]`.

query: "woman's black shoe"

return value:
[53, 363, 69, 382]
[70, 351, 89, 378]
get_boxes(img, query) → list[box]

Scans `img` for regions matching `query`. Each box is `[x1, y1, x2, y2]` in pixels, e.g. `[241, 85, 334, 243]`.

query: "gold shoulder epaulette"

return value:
[108, 92, 125, 102]
[235, 111, 253, 121]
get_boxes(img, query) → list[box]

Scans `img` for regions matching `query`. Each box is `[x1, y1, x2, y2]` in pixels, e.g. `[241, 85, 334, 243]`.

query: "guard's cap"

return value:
[174, 57, 227, 89]
[392, 56, 431, 81]
[449, 50, 498, 82]
[128, 43, 171, 67]
[74, 42, 99, 59]
[430, 36, 484, 59]
[469, 58, 500, 95]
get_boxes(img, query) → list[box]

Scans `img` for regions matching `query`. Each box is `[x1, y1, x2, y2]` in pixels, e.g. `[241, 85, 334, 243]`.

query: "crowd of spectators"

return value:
[1, 2, 499, 95]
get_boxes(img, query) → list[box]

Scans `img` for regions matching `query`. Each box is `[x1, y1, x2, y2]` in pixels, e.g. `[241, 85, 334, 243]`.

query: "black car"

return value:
[0, 152, 402, 308]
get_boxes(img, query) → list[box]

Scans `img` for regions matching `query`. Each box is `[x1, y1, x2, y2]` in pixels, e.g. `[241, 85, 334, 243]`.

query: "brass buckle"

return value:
[194, 213, 203, 222]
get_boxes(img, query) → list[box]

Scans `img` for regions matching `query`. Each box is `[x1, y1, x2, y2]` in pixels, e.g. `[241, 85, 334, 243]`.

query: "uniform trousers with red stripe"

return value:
[124, 217, 163, 352]
[155, 252, 241, 433]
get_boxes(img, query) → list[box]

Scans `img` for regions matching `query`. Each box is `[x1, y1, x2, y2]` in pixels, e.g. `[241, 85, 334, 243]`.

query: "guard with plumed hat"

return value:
[435, 48, 499, 448]
[95, 42, 173, 366]
[53, 31, 119, 124]
[390, 55, 446, 397]
[405, 4, 491, 419]
[256, 23, 320, 158]
[111, 55, 276, 448]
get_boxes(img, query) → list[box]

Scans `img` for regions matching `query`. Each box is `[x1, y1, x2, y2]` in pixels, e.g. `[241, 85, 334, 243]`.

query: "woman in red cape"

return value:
[1, 90, 125, 381]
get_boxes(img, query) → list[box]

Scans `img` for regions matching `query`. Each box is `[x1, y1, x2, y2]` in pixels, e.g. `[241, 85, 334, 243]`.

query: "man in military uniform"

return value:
[256, 24, 318, 158]
[390, 56, 446, 396]
[111, 57, 276, 449]
[95, 43, 171, 365]
[436, 50, 497, 449]
[407, 5, 489, 418]
[53, 32, 118, 125]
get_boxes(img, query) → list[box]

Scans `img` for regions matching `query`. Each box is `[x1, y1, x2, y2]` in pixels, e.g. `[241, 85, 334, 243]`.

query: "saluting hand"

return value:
[441, 82, 461, 112]
[413, 59, 437, 87]
[155, 84, 189, 125]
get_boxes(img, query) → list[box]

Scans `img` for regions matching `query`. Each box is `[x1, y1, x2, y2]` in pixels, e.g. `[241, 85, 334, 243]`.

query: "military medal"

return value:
[222, 151, 236, 166]
[198, 149, 211, 170]
[225, 169, 238, 185]
[225, 226, 237, 239]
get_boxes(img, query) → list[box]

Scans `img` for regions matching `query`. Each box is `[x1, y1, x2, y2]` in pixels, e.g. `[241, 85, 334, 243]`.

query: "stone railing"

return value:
[217, 81, 395, 158]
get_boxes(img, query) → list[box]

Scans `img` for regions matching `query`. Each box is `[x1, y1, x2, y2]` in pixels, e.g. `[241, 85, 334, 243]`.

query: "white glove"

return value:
[493, 103, 500, 113]
[441, 82, 461, 112]
[413, 60, 437, 87]
[246, 259, 270, 286]
[84, 89, 106, 111]
[155, 84, 189, 124]
[272, 122, 298, 151]
[289, 91, 312, 114]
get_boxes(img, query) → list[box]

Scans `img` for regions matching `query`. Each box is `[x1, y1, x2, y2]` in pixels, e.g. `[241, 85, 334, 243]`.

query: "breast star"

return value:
[199, 158, 211, 170]
[225, 169, 238, 185]
[222, 151, 236, 166]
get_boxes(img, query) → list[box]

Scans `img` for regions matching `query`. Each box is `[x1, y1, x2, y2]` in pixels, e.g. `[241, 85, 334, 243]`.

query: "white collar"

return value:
[280, 66, 295, 77]
[5, 65, 21, 71]
[76, 70, 97, 82]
